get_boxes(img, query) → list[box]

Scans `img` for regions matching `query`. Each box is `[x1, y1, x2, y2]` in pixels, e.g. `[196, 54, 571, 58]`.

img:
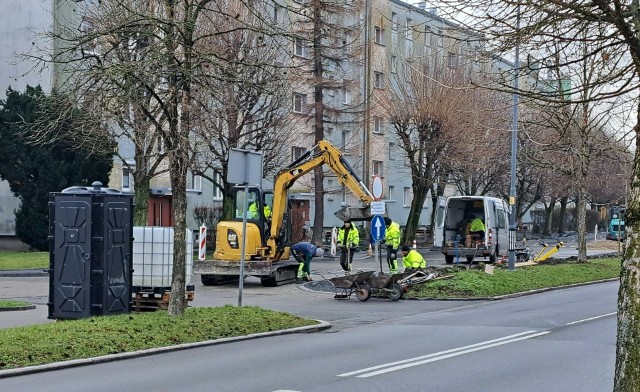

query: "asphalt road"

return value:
[0, 281, 617, 392]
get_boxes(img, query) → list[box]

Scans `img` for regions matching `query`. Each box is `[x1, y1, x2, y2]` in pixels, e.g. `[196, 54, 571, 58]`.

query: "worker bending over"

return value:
[400, 245, 426, 273]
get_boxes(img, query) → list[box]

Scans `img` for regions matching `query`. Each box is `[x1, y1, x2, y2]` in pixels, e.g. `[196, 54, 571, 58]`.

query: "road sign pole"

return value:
[375, 241, 381, 274]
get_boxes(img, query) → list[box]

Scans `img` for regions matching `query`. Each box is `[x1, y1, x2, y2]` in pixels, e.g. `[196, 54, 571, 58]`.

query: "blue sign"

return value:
[371, 215, 386, 242]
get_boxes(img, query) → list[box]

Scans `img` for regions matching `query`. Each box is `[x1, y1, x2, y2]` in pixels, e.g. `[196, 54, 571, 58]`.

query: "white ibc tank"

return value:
[132, 227, 193, 288]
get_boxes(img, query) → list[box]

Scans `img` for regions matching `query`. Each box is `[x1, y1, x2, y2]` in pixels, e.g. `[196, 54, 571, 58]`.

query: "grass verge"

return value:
[409, 258, 620, 299]
[0, 252, 48, 270]
[0, 306, 317, 370]
[0, 300, 31, 310]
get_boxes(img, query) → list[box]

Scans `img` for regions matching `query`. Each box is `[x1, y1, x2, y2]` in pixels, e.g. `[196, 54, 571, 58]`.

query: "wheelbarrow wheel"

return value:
[388, 283, 403, 301]
[355, 285, 371, 302]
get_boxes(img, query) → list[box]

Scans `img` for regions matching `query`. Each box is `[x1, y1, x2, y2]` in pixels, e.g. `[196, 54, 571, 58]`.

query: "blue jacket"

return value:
[291, 242, 317, 261]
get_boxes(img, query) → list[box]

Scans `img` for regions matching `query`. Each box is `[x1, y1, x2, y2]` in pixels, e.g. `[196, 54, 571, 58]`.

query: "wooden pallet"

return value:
[132, 290, 195, 312]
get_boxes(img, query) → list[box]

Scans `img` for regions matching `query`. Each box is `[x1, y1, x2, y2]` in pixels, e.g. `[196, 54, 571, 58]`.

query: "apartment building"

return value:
[0, 0, 523, 246]
[282, 0, 489, 236]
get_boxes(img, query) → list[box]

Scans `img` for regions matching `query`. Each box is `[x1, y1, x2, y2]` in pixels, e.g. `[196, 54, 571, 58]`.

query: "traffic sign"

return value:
[372, 176, 384, 200]
[371, 215, 386, 242]
[370, 201, 385, 215]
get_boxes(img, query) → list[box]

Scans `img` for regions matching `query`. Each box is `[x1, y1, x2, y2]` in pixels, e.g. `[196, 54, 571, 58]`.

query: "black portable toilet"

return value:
[48, 181, 134, 319]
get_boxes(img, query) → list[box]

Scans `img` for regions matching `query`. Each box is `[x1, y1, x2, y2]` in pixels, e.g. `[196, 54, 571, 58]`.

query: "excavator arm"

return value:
[268, 140, 374, 260]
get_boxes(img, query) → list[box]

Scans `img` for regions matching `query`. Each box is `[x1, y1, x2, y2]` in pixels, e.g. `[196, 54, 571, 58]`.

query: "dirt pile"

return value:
[587, 240, 622, 251]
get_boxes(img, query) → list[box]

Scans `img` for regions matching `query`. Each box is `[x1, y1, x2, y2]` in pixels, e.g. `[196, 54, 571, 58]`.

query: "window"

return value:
[389, 143, 395, 160]
[497, 208, 507, 229]
[122, 168, 131, 189]
[188, 173, 203, 191]
[391, 12, 398, 31]
[437, 30, 443, 49]
[273, 6, 280, 23]
[294, 38, 307, 57]
[235, 189, 260, 220]
[293, 93, 306, 113]
[403, 187, 413, 207]
[374, 26, 384, 45]
[388, 185, 395, 200]
[374, 72, 384, 88]
[424, 27, 431, 47]
[390, 55, 397, 73]
[292, 146, 306, 160]
[373, 116, 384, 134]
[373, 160, 384, 176]
[473, 48, 481, 71]
[327, 179, 335, 200]
[406, 39, 414, 57]
[80, 18, 97, 56]
[342, 80, 352, 104]
[405, 18, 413, 40]
[341, 130, 351, 152]
[213, 171, 223, 201]
[447, 51, 458, 67]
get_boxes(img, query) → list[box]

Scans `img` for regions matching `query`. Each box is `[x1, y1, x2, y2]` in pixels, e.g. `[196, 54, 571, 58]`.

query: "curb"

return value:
[0, 269, 48, 278]
[301, 276, 618, 301]
[401, 278, 619, 301]
[0, 304, 35, 312]
[0, 320, 332, 379]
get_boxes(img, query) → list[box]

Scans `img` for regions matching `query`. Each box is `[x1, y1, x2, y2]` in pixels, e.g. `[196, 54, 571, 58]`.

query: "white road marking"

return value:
[273, 390, 301, 392]
[337, 330, 540, 378]
[356, 331, 550, 378]
[338, 313, 615, 379]
[564, 312, 616, 326]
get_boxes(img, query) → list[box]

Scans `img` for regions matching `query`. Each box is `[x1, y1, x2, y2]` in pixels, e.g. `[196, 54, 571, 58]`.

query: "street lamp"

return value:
[508, 6, 521, 271]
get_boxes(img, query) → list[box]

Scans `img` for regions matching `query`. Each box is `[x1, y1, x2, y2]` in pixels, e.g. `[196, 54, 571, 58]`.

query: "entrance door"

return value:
[433, 196, 446, 247]
[147, 196, 173, 227]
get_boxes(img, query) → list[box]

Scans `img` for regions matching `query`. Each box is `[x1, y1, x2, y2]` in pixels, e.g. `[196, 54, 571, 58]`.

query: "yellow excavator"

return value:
[195, 140, 374, 286]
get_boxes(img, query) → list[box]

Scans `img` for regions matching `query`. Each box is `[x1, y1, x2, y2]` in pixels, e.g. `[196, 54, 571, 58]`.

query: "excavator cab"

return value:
[218, 187, 288, 258]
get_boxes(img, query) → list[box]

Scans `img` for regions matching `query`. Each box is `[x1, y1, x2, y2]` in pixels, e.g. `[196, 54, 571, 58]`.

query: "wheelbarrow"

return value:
[367, 270, 436, 301]
[318, 270, 375, 301]
[366, 272, 413, 301]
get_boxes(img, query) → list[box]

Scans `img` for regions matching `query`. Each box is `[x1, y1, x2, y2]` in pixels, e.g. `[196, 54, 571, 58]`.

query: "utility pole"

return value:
[362, 0, 371, 186]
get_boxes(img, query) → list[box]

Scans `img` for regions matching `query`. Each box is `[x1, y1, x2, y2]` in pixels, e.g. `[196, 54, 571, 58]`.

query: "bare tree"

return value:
[286, 0, 365, 244]
[189, 4, 293, 219]
[33, 0, 291, 315]
[444, 86, 511, 196]
[432, 0, 639, 387]
[380, 60, 470, 244]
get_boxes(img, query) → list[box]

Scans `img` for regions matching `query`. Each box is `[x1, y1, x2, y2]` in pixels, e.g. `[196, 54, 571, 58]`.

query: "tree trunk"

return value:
[133, 172, 150, 226]
[576, 177, 587, 262]
[403, 183, 429, 245]
[168, 151, 187, 315]
[311, 0, 325, 245]
[166, 0, 187, 316]
[558, 196, 568, 233]
[614, 122, 640, 390]
[544, 201, 554, 236]
[223, 180, 236, 221]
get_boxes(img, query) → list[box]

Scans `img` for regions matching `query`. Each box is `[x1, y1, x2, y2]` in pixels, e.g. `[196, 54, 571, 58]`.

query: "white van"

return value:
[436, 196, 510, 263]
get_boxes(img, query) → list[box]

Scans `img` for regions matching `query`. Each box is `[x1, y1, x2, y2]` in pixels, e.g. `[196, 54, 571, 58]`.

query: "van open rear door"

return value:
[433, 196, 446, 247]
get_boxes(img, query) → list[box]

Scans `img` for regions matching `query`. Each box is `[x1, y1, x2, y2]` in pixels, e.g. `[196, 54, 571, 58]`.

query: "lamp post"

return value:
[508, 6, 521, 271]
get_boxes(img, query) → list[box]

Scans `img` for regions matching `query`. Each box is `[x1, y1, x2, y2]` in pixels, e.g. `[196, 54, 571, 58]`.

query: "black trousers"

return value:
[340, 248, 355, 271]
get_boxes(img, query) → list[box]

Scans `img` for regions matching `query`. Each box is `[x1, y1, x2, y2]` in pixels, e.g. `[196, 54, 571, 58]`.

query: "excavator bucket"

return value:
[334, 206, 371, 221]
